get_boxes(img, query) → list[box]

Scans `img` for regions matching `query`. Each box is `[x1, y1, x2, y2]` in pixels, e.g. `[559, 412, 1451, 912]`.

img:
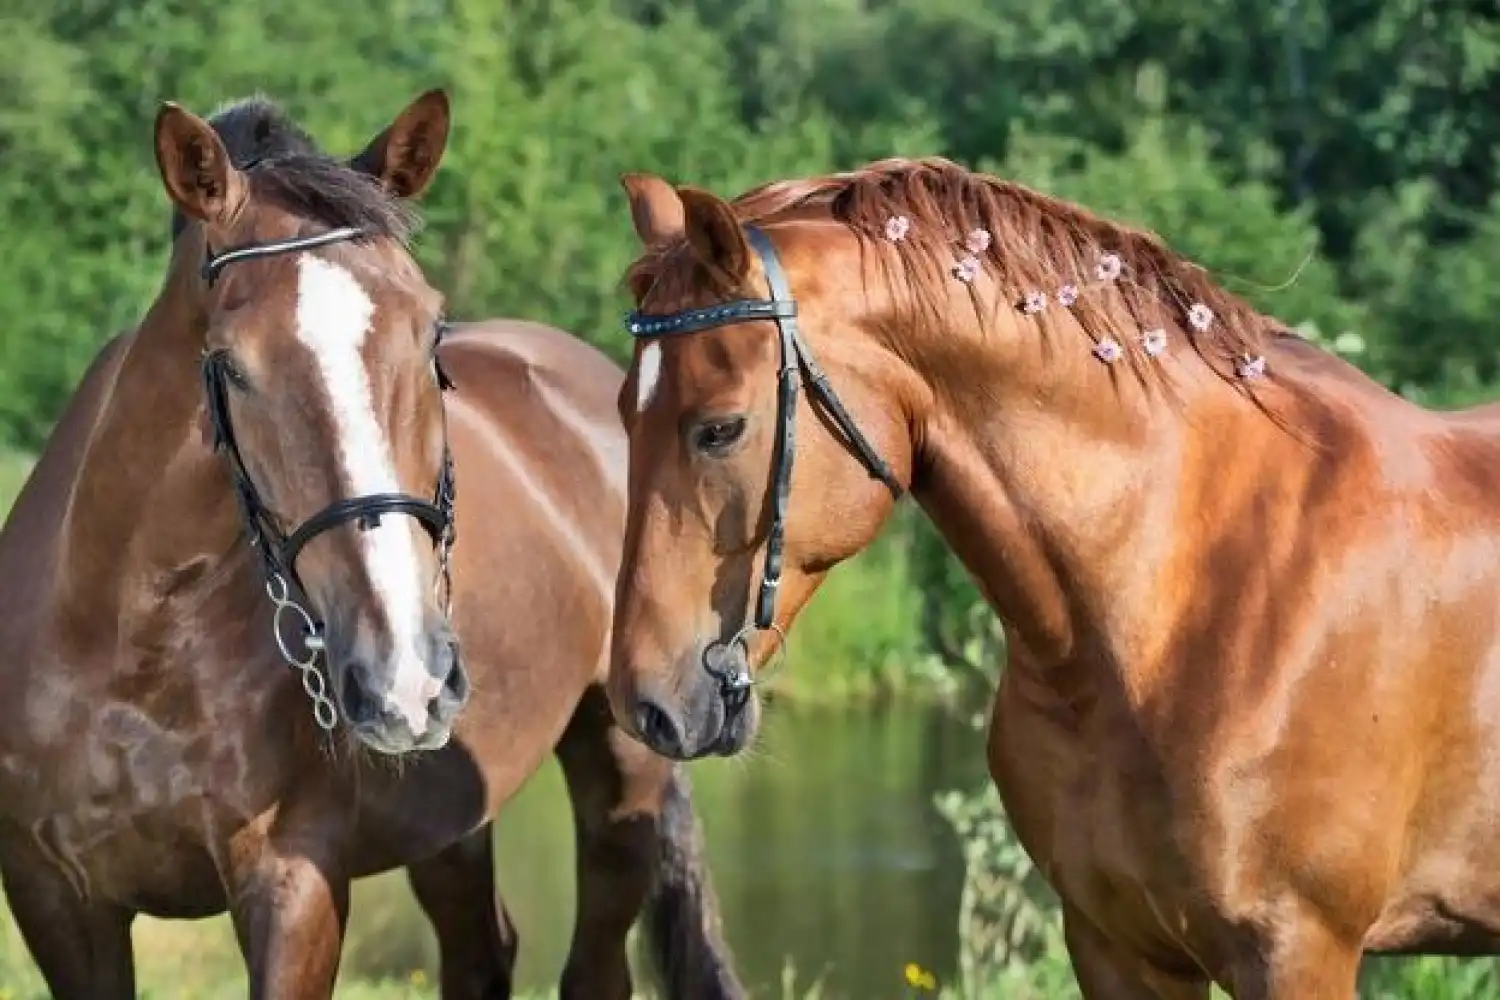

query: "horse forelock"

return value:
[168, 95, 421, 247]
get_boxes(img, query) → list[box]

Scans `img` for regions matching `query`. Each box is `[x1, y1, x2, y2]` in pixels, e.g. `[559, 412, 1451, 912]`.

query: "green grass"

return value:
[3, 925, 1497, 1000]
[0, 910, 898, 999]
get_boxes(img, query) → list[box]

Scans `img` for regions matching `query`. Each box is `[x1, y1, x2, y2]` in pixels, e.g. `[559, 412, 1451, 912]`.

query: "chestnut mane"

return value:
[628, 156, 1294, 395]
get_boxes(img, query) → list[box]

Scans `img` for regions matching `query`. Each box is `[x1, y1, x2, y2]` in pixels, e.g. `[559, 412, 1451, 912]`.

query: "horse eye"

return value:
[221, 355, 251, 392]
[693, 416, 747, 457]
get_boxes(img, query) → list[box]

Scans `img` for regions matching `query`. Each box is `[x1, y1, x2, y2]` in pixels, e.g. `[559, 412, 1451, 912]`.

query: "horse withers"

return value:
[0, 92, 743, 1000]
[605, 161, 1500, 998]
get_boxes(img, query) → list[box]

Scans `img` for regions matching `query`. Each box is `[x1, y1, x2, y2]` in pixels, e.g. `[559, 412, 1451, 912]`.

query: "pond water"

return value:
[128, 700, 991, 999]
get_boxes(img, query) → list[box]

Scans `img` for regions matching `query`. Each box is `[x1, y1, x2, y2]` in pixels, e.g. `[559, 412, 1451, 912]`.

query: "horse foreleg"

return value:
[0, 831, 135, 1000]
[634, 759, 745, 999]
[1063, 904, 1211, 1000]
[1226, 912, 1361, 1000]
[405, 821, 518, 999]
[553, 686, 746, 1000]
[227, 837, 349, 1000]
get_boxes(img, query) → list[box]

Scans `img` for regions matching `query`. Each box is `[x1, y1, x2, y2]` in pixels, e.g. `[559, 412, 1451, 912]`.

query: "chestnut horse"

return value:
[605, 158, 1500, 998]
[0, 91, 744, 1000]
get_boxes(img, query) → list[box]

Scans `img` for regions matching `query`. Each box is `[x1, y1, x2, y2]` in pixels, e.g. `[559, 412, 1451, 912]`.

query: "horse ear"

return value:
[154, 102, 246, 227]
[620, 173, 685, 248]
[677, 186, 749, 284]
[351, 88, 451, 199]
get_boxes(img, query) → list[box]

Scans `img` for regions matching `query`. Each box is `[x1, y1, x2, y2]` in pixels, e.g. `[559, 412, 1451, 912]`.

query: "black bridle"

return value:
[199, 225, 458, 730]
[624, 224, 903, 701]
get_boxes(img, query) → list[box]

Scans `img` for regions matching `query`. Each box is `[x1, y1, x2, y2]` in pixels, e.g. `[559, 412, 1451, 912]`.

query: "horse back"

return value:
[440, 316, 626, 563]
[407, 318, 629, 816]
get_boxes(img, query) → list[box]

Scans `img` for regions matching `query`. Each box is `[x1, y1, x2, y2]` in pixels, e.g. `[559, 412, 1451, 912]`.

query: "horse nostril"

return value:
[634, 698, 685, 758]
[438, 640, 467, 700]
[339, 665, 379, 726]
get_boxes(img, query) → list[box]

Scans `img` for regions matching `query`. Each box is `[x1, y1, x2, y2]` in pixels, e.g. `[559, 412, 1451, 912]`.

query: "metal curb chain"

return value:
[265, 573, 339, 731]
[437, 526, 456, 619]
[263, 554, 454, 733]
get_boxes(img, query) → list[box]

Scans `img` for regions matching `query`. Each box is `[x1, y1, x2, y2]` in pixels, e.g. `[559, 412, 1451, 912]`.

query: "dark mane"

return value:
[629, 157, 1289, 396]
[168, 95, 418, 244]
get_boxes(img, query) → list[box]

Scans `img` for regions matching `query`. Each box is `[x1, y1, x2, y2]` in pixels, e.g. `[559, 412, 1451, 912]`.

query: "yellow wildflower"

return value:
[903, 962, 937, 991]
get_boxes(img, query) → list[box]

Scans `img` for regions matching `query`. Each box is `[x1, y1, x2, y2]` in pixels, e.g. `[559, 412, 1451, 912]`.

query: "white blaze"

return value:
[636, 341, 662, 412]
[294, 255, 437, 734]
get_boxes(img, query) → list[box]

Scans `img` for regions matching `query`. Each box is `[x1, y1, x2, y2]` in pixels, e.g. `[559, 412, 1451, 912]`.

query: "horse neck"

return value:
[57, 238, 242, 644]
[907, 326, 1278, 677]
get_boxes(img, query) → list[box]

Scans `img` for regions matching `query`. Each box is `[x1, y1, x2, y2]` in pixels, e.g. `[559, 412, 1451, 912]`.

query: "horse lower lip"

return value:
[353, 727, 419, 755]
[712, 729, 743, 757]
[710, 697, 751, 756]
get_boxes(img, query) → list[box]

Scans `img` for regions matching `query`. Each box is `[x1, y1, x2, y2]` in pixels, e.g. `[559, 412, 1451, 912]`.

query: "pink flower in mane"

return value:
[1092, 337, 1124, 364]
[1236, 354, 1267, 380]
[952, 254, 982, 284]
[1188, 303, 1215, 332]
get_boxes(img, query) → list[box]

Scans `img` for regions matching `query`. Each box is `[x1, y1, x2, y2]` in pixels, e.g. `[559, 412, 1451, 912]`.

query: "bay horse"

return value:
[604, 158, 1500, 998]
[0, 91, 744, 1000]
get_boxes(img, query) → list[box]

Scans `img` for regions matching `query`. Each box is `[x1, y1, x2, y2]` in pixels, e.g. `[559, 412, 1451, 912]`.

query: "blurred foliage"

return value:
[4, 0, 1500, 995]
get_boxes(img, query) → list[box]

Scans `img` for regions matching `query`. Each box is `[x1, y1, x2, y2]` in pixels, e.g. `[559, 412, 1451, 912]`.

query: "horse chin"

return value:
[346, 718, 452, 758]
[414, 723, 454, 752]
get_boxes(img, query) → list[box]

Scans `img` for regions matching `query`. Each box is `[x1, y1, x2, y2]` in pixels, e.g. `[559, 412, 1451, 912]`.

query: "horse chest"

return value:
[9, 720, 231, 912]
[989, 670, 1199, 953]
[3, 659, 297, 910]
